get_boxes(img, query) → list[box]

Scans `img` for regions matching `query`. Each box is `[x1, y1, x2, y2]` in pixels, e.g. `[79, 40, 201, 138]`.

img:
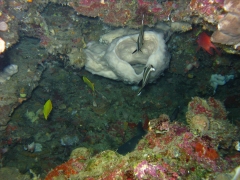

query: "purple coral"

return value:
[134, 160, 167, 179]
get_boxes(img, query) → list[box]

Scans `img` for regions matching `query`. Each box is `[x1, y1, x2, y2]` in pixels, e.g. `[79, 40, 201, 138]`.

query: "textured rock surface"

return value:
[0, 39, 46, 134]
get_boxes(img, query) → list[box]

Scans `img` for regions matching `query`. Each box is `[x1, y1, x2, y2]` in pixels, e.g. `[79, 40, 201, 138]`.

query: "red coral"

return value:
[207, 148, 219, 160]
[208, 97, 227, 119]
[195, 142, 219, 160]
[145, 132, 157, 149]
[192, 103, 212, 117]
[45, 156, 86, 180]
[188, 97, 227, 120]
[189, 98, 213, 117]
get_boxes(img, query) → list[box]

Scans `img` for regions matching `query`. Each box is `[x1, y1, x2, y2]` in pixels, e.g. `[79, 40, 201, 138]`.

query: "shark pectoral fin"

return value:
[132, 49, 137, 54]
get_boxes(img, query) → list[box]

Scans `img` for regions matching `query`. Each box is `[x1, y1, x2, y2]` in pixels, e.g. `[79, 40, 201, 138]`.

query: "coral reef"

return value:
[148, 114, 170, 134]
[134, 160, 175, 179]
[69, 1, 133, 27]
[45, 156, 86, 180]
[0, 0, 239, 179]
[186, 97, 238, 149]
[66, 0, 194, 30]
[0, 0, 238, 56]
[189, 0, 224, 24]
[187, 97, 227, 119]
[42, 97, 240, 179]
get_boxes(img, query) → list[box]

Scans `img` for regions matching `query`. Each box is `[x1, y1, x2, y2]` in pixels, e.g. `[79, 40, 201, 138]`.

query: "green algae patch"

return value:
[70, 147, 93, 160]
[82, 150, 122, 177]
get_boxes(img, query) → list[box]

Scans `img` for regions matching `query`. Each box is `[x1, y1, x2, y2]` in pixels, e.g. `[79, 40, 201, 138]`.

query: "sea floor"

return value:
[1, 23, 240, 178]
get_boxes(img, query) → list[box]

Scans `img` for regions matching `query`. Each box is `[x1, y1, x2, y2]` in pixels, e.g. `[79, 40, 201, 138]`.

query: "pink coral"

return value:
[134, 160, 167, 179]
[148, 114, 170, 134]
[134, 160, 180, 179]
[208, 97, 227, 119]
[190, 0, 223, 15]
[187, 97, 227, 120]
[188, 98, 213, 118]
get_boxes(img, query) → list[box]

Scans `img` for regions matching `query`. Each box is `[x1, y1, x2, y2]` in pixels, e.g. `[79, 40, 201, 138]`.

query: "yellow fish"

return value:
[83, 76, 95, 92]
[43, 99, 52, 120]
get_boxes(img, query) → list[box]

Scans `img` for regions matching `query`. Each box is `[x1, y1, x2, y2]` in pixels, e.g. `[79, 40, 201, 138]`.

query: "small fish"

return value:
[197, 32, 221, 55]
[195, 29, 202, 37]
[132, 14, 144, 54]
[117, 122, 146, 155]
[137, 64, 155, 96]
[43, 99, 52, 120]
[83, 76, 95, 92]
